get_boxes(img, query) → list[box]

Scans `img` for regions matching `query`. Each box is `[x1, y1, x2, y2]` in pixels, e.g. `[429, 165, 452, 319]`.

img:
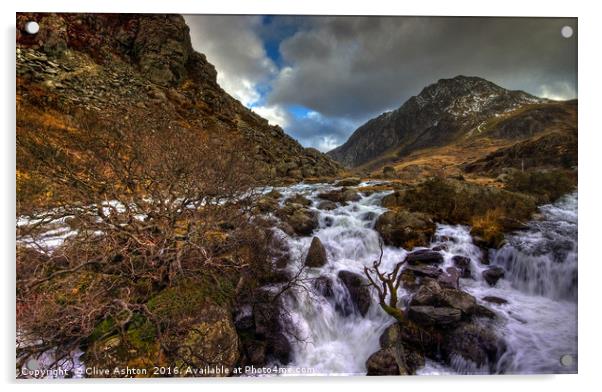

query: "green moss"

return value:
[126, 314, 156, 352]
[89, 317, 116, 342]
[147, 276, 235, 321]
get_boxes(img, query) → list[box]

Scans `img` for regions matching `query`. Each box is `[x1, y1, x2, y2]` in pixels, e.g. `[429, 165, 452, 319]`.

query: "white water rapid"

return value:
[269, 182, 577, 376]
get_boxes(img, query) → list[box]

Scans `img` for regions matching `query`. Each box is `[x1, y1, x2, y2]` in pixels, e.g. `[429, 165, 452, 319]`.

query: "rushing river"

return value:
[269, 182, 577, 375]
[20, 182, 577, 377]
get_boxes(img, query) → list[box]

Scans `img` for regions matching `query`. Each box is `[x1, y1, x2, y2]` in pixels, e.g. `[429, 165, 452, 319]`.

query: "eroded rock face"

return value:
[374, 210, 435, 249]
[337, 270, 371, 317]
[305, 237, 328, 268]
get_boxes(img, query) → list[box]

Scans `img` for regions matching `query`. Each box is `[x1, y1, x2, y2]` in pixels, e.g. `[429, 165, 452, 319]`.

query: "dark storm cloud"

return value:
[269, 16, 577, 120]
[184, 15, 577, 151]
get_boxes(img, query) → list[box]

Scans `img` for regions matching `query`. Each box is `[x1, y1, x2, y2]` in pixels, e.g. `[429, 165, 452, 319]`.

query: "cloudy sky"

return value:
[184, 15, 577, 152]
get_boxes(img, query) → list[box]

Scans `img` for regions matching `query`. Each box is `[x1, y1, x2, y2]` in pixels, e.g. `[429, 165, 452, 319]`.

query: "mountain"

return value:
[327, 75, 574, 171]
[16, 13, 341, 197]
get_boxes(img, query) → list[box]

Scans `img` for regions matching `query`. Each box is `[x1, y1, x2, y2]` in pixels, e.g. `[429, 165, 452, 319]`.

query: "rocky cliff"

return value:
[16, 13, 341, 186]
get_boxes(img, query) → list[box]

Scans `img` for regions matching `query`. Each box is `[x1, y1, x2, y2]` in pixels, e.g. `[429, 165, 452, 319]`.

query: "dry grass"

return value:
[470, 208, 506, 248]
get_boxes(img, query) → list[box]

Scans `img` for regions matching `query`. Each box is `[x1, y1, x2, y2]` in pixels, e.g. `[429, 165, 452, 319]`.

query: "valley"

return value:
[16, 13, 578, 378]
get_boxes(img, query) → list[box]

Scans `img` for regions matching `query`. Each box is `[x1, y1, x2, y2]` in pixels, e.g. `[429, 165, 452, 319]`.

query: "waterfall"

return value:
[492, 192, 578, 301]
[272, 184, 578, 375]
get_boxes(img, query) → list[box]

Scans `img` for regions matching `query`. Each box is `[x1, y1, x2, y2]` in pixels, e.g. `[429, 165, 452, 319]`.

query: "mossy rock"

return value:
[147, 278, 235, 320]
[85, 314, 161, 377]
[175, 303, 240, 376]
[375, 209, 435, 249]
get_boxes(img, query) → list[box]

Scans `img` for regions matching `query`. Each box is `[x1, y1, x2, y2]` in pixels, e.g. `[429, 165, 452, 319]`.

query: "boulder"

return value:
[251, 290, 293, 365]
[313, 276, 334, 298]
[255, 196, 279, 213]
[405, 250, 444, 266]
[482, 266, 505, 286]
[474, 305, 497, 319]
[439, 288, 477, 316]
[375, 210, 435, 249]
[442, 323, 507, 370]
[452, 255, 472, 278]
[383, 166, 397, 179]
[366, 348, 406, 375]
[341, 188, 362, 202]
[335, 177, 361, 187]
[482, 296, 509, 305]
[276, 205, 318, 236]
[399, 269, 420, 291]
[411, 279, 477, 316]
[177, 304, 240, 374]
[242, 339, 267, 366]
[379, 323, 403, 349]
[437, 267, 461, 290]
[431, 244, 448, 252]
[337, 270, 372, 317]
[265, 189, 282, 199]
[317, 200, 338, 210]
[408, 306, 462, 326]
[304, 237, 328, 268]
[403, 264, 443, 279]
[285, 193, 312, 207]
[381, 191, 404, 208]
[394, 319, 443, 358]
[317, 188, 360, 203]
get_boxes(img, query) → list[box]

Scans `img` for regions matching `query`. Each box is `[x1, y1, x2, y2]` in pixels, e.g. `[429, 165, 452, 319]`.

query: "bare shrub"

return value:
[16, 110, 268, 370]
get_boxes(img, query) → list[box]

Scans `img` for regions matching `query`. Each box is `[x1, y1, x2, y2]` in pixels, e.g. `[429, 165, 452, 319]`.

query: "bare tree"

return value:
[363, 241, 406, 323]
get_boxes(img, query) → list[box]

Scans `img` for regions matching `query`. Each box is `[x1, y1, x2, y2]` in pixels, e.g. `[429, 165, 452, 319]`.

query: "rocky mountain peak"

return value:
[406, 75, 541, 121]
[328, 76, 548, 168]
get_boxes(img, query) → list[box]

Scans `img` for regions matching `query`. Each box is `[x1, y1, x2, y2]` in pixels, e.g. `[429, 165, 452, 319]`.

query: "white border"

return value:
[3, 1, 601, 391]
